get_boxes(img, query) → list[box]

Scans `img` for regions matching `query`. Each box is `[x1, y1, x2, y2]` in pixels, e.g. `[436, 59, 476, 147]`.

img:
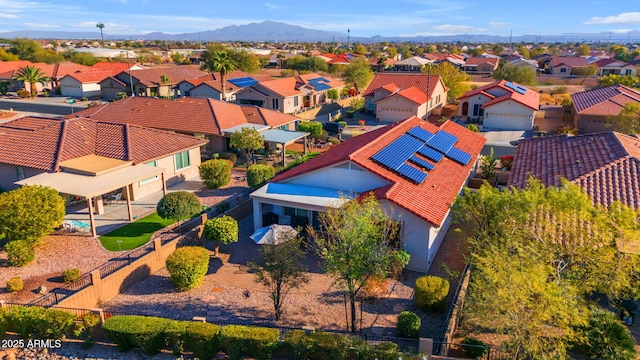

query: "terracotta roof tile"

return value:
[119, 66, 206, 86]
[458, 80, 539, 110]
[508, 132, 640, 209]
[551, 56, 588, 67]
[362, 73, 445, 100]
[72, 97, 298, 135]
[65, 71, 114, 83]
[273, 117, 486, 226]
[0, 116, 207, 172]
[571, 85, 640, 115]
[392, 86, 428, 105]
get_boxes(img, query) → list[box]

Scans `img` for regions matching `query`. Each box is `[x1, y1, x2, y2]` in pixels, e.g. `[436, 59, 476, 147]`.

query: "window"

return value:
[15, 167, 24, 181]
[625, 69, 633, 75]
[436, 94, 441, 104]
[293, 96, 298, 107]
[560, 67, 567, 73]
[140, 161, 158, 185]
[272, 98, 279, 110]
[174, 151, 190, 170]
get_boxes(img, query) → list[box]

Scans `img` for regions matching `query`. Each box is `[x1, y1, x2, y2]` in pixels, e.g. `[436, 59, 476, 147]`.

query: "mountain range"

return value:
[2, 21, 639, 43]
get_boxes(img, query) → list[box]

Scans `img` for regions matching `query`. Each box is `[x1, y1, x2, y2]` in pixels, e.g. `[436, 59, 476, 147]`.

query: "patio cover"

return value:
[223, 123, 270, 134]
[16, 164, 165, 198]
[251, 182, 354, 211]
[261, 129, 309, 145]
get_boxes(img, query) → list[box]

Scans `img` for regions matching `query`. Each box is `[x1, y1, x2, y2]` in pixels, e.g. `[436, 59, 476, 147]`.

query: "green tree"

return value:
[297, 121, 323, 138]
[572, 65, 598, 85]
[606, 102, 640, 134]
[327, 88, 339, 101]
[492, 62, 536, 86]
[423, 61, 471, 100]
[156, 191, 201, 231]
[249, 236, 309, 321]
[491, 44, 504, 56]
[572, 308, 637, 360]
[203, 215, 238, 255]
[309, 194, 409, 332]
[577, 43, 591, 56]
[0, 80, 10, 96]
[63, 49, 100, 66]
[96, 22, 105, 47]
[517, 46, 530, 59]
[200, 49, 236, 100]
[12, 66, 51, 97]
[354, 44, 367, 55]
[0, 48, 19, 61]
[342, 57, 374, 93]
[0, 185, 65, 244]
[171, 52, 185, 64]
[230, 127, 264, 163]
[9, 38, 41, 60]
[453, 180, 640, 358]
[598, 74, 639, 88]
[387, 47, 398, 60]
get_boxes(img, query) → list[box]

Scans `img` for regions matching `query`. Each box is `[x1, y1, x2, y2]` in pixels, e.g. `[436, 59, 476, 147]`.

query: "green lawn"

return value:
[99, 212, 175, 251]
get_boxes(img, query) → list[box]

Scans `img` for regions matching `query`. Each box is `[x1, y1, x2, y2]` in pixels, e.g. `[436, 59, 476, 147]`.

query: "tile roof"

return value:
[457, 80, 540, 111]
[187, 70, 273, 93]
[464, 57, 498, 66]
[0, 116, 207, 172]
[362, 73, 446, 99]
[71, 97, 298, 135]
[119, 66, 206, 86]
[91, 62, 137, 73]
[551, 56, 588, 68]
[508, 132, 640, 209]
[382, 86, 427, 105]
[251, 73, 343, 98]
[571, 85, 640, 115]
[272, 117, 486, 226]
[64, 70, 115, 83]
[594, 58, 631, 68]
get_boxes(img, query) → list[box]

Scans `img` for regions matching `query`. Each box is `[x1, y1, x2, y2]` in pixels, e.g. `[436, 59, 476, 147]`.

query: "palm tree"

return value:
[207, 50, 235, 101]
[12, 66, 50, 97]
[96, 22, 105, 47]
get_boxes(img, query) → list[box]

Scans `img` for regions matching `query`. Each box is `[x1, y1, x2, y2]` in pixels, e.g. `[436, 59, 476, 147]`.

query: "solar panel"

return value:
[446, 147, 473, 165]
[426, 130, 458, 154]
[397, 163, 427, 184]
[228, 77, 258, 87]
[504, 81, 526, 95]
[371, 134, 425, 170]
[417, 146, 444, 162]
[409, 156, 435, 171]
[314, 83, 331, 91]
[407, 126, 434, 143]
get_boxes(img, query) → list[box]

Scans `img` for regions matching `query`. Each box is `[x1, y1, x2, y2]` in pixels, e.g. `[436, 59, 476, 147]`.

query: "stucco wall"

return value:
[0, 164, 44, 191]
[285, 162, 391, 193]
[190, 85, 222, 100]
[458, 94, 492, 117]
[131, 147, 202, 200]
[576, 114, 610, 133]
[376, 96, 421, 122]
[60, 78, 101, 98]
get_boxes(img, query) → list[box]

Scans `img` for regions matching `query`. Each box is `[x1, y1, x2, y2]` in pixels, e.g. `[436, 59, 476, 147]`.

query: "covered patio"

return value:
[16, 157, 167, 237]
[223, 124, 310, 166]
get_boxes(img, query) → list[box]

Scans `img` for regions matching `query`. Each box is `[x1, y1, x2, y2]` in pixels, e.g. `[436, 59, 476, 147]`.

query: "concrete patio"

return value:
[63, 177, 206, 236]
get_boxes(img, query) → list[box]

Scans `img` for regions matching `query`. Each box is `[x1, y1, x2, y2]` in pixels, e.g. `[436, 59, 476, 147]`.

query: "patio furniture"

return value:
[62, 220, 76, 232]
[250, 224, 298, 245]
[108, 192, 122, 205]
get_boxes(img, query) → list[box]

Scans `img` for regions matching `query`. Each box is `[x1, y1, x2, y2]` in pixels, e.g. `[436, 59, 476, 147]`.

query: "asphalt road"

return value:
[0, 98, 86, 116]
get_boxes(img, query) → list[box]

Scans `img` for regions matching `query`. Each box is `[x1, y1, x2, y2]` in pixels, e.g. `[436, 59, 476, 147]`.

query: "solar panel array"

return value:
[228, 77, 258, 88]
[308, 77, 332, 91]
[370, 125, 474, 184]
[503, 81, 527, 95]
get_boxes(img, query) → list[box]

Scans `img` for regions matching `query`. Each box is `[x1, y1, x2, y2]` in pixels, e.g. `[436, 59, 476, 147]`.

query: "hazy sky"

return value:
[0, 0, 639, 38]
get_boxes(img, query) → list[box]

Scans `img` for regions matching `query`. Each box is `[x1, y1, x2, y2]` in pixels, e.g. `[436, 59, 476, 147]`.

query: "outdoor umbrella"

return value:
[250, 224, 297, 245]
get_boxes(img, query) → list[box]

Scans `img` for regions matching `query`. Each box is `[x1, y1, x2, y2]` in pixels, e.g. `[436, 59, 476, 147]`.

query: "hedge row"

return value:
[0, 305, 80, 340]
[103, 315, 278, 359]
[103, 315, 424, 360]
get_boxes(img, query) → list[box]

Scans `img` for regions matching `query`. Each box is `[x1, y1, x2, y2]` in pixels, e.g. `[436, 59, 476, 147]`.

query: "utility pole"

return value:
[347, 29, 350, 50]
[509, 29, 513, 55]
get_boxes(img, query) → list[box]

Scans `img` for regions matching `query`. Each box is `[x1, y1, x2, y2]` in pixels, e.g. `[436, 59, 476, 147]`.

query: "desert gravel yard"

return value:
[0, 235, 116, 304]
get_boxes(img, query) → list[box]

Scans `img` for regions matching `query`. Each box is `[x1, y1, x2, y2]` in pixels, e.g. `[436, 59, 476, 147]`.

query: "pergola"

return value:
[16, 155, 166, 237]
[223, 124, 310, 166]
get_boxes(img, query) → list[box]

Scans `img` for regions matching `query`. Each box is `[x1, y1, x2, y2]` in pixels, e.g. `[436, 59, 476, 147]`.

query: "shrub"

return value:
[6, 276, 23, 292]
[0, 185, 66, 243]
[165, 246, 210, 291]
[247, 164, 275, 187]
[80, 96, 88, 101]
[318, 130, 329, 142]
[204, 215, 239, 255]
[327, 136, 341, 145]
[359, 276, 388, 299]
[367, 341, 400, 360]
[461, 336, 489, 358]
[5, 240, 35, 267]
[17, 89, 30, 98]
[337, 121, 347, 129]
[297, 121, 323, 138]
[549, 85, 568, 95]
[156, 191, 201, 223]
[199, 159, 233, 189]
[218, 151, 237, 165]
[397, 311, 421, 338]
[164, 320, 187, 355]
[572, 308, 637, 360]
[219, 325, 279, 360]
[62, 268, 81, 283]
[304, 331, 352, 360]
[466, 124, 480, 132]
[215, 201, 231, 213]
[103, 315, 172, 355]
[184, 322, 221, 360]
[4, 306, 75, 340]
[72, 312, 101, 339]
[415, 275, 450, 312]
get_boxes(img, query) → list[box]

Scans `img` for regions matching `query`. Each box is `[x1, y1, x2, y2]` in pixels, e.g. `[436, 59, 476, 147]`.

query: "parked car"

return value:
[323, 122, 343, 134]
